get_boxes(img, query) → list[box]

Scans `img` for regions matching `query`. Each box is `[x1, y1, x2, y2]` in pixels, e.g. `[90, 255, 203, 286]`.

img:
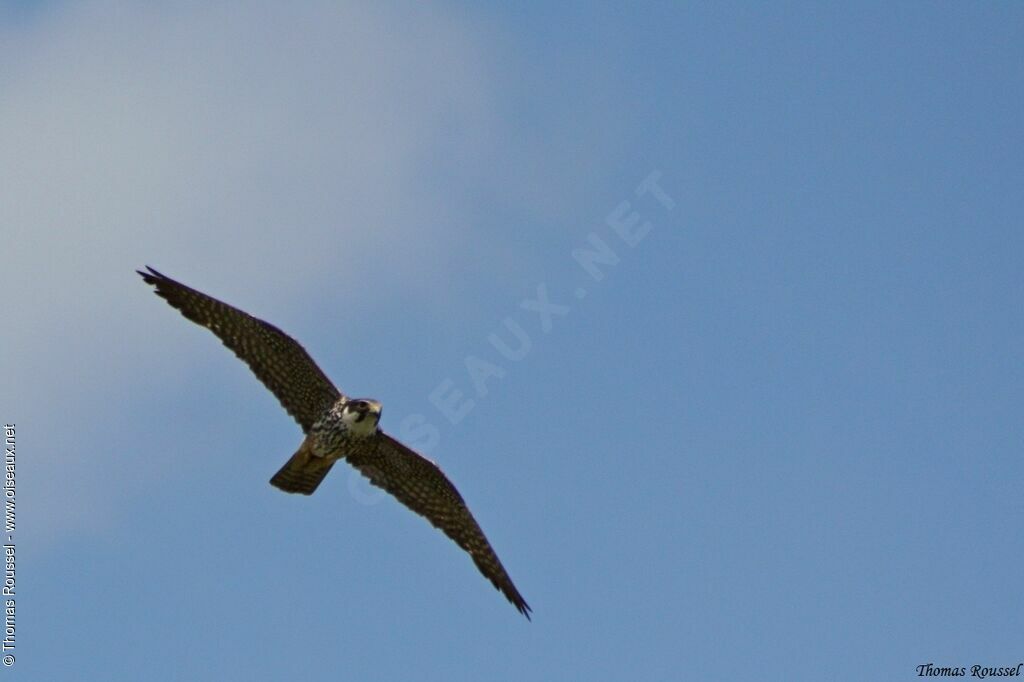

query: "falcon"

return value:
[138, 266, 531, 619]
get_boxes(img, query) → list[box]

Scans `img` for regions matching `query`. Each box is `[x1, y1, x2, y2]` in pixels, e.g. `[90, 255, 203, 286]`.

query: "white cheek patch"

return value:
[341, 408, 378, 436]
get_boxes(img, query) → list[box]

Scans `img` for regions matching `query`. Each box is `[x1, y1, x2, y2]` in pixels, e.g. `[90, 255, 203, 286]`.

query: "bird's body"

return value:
[270, 397, 382, 494]
[138, 267, 530, 619]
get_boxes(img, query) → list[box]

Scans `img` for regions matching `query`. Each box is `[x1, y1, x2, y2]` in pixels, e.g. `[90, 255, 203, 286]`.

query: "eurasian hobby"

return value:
[138, 267, 530, 619]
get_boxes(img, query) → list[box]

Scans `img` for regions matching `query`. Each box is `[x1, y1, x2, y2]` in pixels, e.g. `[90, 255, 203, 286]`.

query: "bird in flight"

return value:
[138, 267, 531, 619]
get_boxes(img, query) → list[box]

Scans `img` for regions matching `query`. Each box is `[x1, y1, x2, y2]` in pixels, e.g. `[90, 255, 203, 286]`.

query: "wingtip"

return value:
[507, 590, 532, 620]
[137, 265, 161, 284]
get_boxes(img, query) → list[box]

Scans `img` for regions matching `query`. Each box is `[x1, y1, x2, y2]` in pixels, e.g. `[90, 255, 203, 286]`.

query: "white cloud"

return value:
[0, 1, 503, 545]
[2, 2, 495, 290]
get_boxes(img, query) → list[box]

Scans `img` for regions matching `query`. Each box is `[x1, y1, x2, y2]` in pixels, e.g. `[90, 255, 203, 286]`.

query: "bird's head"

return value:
[341, 398, 383, 436]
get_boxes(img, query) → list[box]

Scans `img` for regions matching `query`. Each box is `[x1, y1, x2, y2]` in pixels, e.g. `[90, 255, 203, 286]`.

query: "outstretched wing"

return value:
[138, 266, 343, 432]
[347, 433, 532, 619]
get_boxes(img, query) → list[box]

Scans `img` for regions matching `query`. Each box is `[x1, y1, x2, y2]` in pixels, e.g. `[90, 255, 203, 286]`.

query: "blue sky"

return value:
[2, 2, 1022, 680]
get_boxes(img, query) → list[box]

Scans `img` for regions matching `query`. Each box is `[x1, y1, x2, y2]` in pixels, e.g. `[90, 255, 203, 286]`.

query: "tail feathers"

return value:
[270, 441, 335, 495]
